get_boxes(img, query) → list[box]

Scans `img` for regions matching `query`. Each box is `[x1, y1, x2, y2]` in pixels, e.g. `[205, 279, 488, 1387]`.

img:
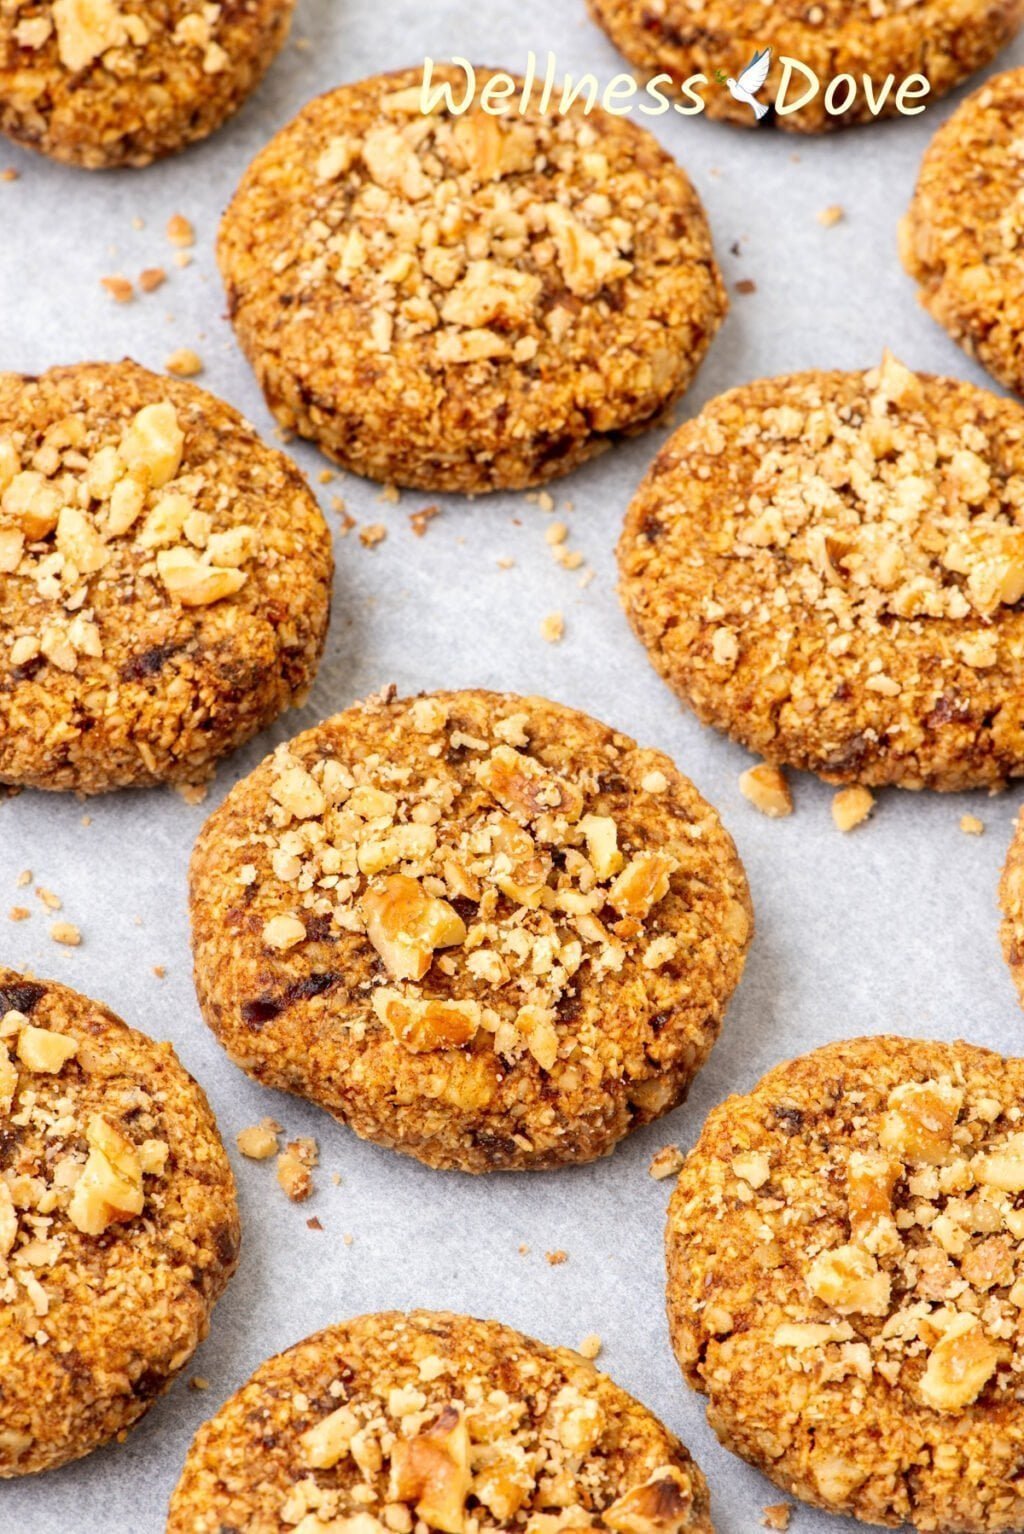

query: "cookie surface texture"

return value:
[188, 688, 752, 1172]
[0, 0, 294, 168]
[618, 353, 1024, 789]
[0, 359, 333, 793]
[666, 1035, 1024, 1532]
[217, 65, 727, 493]
[167, 1308, 716, 1534]
[902, 67, 1024, 396]
[0, 965, 239, 1476]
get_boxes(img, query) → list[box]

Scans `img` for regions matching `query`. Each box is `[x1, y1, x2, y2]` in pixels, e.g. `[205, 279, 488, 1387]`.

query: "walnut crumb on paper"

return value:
[139, 267, 166, 293]
[739, 764, 793, 818]
[359, 523, 387, 549]
[236, 1119, 281, 1160]
[649, 1145, 685, 1180]
[832, 785, 875, 832]
[961, 813, 985, 836]
[165, 348, 203, 378]
[540, 612, 564, 643]
[545, 1249, 568, 1266]
[818, 204, 844, 227]
[167, 214, 195, 247]
[100, 275, 134, 303]
[277, 1137, 318, 1201]
[578, 1333, 602, 1359]
[762, 1507, 792, 1531]
[49, 922, 81, 947]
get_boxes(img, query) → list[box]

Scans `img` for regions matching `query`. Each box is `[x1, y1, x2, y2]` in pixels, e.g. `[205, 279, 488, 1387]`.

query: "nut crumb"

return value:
[762, 1507, 792, 1531]
[735, 278, 757, 295]
[49, 922, 81, 947]
[167, 214, 195, 247]
[277, 1137, 318, 1201]
[545, 1248, 568, 1266]
[101, 275, 134, 303]
[961, 813, 985, 836]
[832, 785, 875, 832]
[818, 204, 844, 227]
[237, 1119, 281, 1160]
[410, 505, 439, 537]
[307, 1215, 323, 1231]
[8, 907, 30, 922]
[16, 870, 31, 888]
[189, 1376, 210, 1392]
[152, 964, 166, 979]
[649, 1144, 686, 1180]
[540, 612, 564, 643]
[165, 348, 203, 377]
[578, 1332, 602, 1359]
[139, 267, 166, 293]
[739, 763, 793, 819]
[359, 522, 388, 548]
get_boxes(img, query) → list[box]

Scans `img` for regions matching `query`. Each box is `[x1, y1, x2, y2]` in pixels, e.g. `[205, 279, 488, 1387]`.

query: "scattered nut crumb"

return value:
[139, 267, 166, 293]
[175, 781, 209, 806]
[739, 763, 793, 819]
[36, 887, 61, 911]
[832, 785, 875, 833]
[343, 1232, 354, 1246]
[410, 504, 439, 537]
[762, 1506, 792, 1531]
[174, 251, 193, 269]
[167, 213, 195, 247]
[165, 347, 203, 377]
[8, 907, 29, 922]
[152, 964, 166, 979]
[378, 484, 400, 505]
[50, 922, 81, 947]
[16, 870, 31, 888]
[0, 167, 19, 182]
[649, 1145, 686, 1180]
[277, 1137, 318, 1201]
[100, 275, 134, 303]
[359, 522, 388, 548]
[817, 204, 844, 227]
[578, 1333, 602, 1359]
[960, 813, 985, 836]
[189, 1376, 210, 1392]
[545, 521, 568, 546]
[545, 1249, 568, 1266]
[518, 1243, 530, 1255]
[307, 1215, 323, 1231]
[317, 469, 335, 484]
[237, 1119, 282, 1160]
[735, 278, 757, 295]
[540, 612, 564, 643]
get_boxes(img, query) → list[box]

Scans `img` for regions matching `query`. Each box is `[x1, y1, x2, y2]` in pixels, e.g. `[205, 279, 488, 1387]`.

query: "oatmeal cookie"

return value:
[0, 0, 294, 169]
[587, 0, 1022, 132]
[666, 1035, 1024, 1532]
[217, 65, 727, 494]
[167, 1309, 715, 1534]
[618, 353, 1024, 790]
[188, 688, 752, 1172]
[902, 68, 1024, 396]
[0, 965, 239, 1476]
[0, 360, 332, 793]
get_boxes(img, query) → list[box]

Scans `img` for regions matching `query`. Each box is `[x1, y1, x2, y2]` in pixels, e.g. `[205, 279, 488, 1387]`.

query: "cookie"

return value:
[997, 808, 1024, 1003]
[0, 965, 239, 1476]
[666, 1035, 1024, 1532]
[217, 65, 727, 494]
[188, 688, 752, 1172]
[0, 360, 332, 793]
[0, 0, 294, 169]
[902, 68, 1024, 397]
[587, 0, 1022, 132]
[168, 1309, 715, 1534]
[618, 352, 1024, 791]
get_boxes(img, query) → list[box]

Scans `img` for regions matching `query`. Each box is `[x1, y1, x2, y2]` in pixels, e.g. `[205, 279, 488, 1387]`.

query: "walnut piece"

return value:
[880, 1079, 963, 1165]
[603, 1468, 695, 1534]
[67, 1115, 146, 1235]
[362, 874, 467, 982]
[919, 1313, 1001, 1412]
[739, 764, 793, 819]
[807, 1243, 891, 1316]
[477, 745, 583, 825]
[16, 1024, 78, 1074]
[373, 988, 481, 1053]
[389, 1406, 472, 1534]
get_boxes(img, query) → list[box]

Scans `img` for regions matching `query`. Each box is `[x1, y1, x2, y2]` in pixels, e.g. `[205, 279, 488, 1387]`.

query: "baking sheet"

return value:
[3, 3, 1024, 1530]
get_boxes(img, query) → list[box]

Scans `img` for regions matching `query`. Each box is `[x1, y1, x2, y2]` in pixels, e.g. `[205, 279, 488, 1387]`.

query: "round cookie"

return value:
[666, 1035, 1024, 1532]
[188, 688, 752, 1172]
[168, 1309, 715, 1534]
[902, 68, 1024, 397]
[587, 0, 1022, 132]
[217, 65, 727, 494]
[0, 0, 294, 169]
[0, 360, 332, 793]
[618, 352, 1024, 790]
[0, 965, 239, 1476]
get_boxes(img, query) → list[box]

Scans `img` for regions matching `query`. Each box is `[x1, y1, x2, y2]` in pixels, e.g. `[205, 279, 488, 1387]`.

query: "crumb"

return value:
[762, 1507, 792, 1531]
[306, 1216, 323, 1231]
[735, 278, 757, 295]
[236, 1119, 281, 1160]
[317, 469, 335, 484]
[167, 213, 195, 247]
[739, 764, 793, 819]
[497, 557, 515, 570]
[832, 785, 875, 833]
[175, 781, 209, 805]
[545, 522, 568, 546]
[277, 1136, 318, 1201]
[410, 504, 440, 537]
[139, 267, 166, 293]
[343, 1232, 354, 1246]
[16, 869, 31, 887]
[817, 204, 844, 227]
[80, 816, 91, 828]
[359, 523, 387, 548]
[579, 568, 595, 589]
[540, 612, 564, 644]
[331, 1171, 342, 1187]
[960, 813, 985, 836]
[189, 1376, 210, 1392]
[8, 907, 29, 922]
[174, 251, 193, 269]
[100, 275, 134, 303]
[378, 484, 400, 505]
[519, 1243, 531, 1255]
[649, 1145, 686, 1180]
[50, 922, 81, 947]
[152, 965, 166, 979]
[545, 1249, 568, 1266]
[537, 490, 555, 513]
[0, 167, 19, 182]
[36, 887, 61, 910]
[578, 1333, 602, 1359]
[165, 347, 203, 377]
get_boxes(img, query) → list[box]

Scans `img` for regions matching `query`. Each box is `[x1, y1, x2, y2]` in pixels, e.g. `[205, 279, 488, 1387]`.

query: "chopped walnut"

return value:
[389, 1406, 472, 1534]
[649, 1145, 685, 1181]
[739, 764, 793, 819]
[67, 1116, 150, 1235]
[831, 786, 875, 833]
[363, 875, 467, 982]
[236, 1119, 281, 1160]
[16, 1025, 78, 1073]
[919, 1312, 1001, 1411]
[603, 1467, 695, 1534]
[277, 1137, 318, 1202]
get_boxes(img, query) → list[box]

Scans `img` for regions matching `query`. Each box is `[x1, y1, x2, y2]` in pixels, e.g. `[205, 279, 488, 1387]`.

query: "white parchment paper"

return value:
[3, 3, 1024, 1529]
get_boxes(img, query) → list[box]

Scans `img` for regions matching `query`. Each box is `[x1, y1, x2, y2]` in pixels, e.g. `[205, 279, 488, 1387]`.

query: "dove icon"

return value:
[716, 47, 772, 120]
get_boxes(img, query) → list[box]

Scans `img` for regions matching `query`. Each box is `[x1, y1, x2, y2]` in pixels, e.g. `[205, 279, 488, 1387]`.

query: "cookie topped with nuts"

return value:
[168, 1309, 716, 1533]
[587, 0, 1020, 132]
[902, 68, 1024, 399]
[666, 1036, 1024, 1531]
[0, 360, 332, 793]
[0, 0, 294, 168]
[618, 354, 1024, 790]
[0, 965, 238, 1476]
[188, 689, 752, 1171]
[217, 65, 726, 493]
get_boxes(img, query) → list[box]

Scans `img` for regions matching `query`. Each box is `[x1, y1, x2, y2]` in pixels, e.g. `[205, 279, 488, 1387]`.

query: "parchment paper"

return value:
[3, 4, 1024, 1529]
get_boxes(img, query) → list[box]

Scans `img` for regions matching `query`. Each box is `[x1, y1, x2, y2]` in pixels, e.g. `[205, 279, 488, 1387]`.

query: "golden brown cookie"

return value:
[618, 353, 1024, 790]
[188, 688, 752, 1172]
[587, 0, 1022, 131]
[902, 68, 1024, 396]
[666, 1035, 1024, 1532]
[0, 360, 332, 794]
[0, 965, 239, 1476]
[217, 65, 727, 494]
[168, 1309, 716, 1534]
[0, 0, 294, 169]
